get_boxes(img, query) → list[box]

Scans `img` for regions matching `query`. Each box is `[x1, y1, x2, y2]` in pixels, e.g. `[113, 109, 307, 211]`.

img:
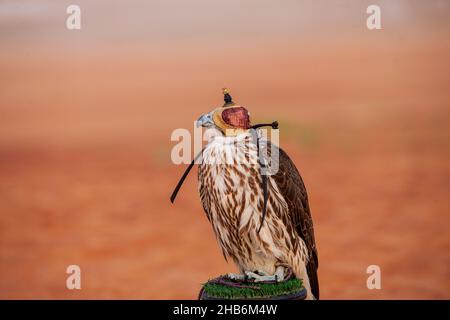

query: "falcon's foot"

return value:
[245, 266, 286, 283]
[226, 273, 246, 281]
[226, 271, 277, 282]
[227, 266, 286, 283]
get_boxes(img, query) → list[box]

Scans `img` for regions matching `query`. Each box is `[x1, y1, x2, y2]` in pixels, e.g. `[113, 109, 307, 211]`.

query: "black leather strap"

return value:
[170, 149, 204, 203]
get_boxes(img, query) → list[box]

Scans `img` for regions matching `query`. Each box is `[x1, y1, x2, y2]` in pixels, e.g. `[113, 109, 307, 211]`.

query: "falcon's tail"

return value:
[306, 261, 320, 299]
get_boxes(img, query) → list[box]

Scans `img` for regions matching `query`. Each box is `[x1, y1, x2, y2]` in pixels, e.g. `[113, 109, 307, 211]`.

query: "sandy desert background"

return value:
[0, 0, 449, 299]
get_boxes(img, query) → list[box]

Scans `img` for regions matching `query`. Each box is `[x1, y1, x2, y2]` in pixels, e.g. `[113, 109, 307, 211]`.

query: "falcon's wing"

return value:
[270, 143, 320, 299]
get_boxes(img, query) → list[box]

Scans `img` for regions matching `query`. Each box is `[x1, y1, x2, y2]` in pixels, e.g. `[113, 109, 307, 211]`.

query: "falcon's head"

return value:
[196, 88, 251, 138]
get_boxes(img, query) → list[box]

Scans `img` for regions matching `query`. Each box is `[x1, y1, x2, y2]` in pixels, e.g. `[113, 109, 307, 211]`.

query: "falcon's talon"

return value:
[227, 273, 246, 281]
[254, 270, 269, 276]
[244, 271, 279, 283]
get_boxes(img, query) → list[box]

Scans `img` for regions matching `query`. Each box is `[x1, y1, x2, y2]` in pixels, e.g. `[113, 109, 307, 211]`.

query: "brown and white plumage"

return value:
[190, 89, 319, 299]
[198, 130, 319, 299]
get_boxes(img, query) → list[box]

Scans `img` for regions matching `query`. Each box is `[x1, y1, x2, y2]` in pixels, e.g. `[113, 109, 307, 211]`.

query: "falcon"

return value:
[171, 89, 319, 300]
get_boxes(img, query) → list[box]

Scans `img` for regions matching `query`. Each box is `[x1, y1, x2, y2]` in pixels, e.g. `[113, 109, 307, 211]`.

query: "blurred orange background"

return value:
[0, 0, 449, 299]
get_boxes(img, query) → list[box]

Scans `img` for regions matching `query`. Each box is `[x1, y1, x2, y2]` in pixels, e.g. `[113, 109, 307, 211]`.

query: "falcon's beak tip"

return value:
[196, 113, 214, 128]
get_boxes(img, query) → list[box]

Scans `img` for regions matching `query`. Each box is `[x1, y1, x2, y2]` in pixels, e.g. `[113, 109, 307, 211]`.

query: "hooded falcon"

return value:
[171, 89, 319, 300]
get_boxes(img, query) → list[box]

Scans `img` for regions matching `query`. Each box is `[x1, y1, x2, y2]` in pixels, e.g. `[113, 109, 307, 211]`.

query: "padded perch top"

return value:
[198, 275, 306, 300]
